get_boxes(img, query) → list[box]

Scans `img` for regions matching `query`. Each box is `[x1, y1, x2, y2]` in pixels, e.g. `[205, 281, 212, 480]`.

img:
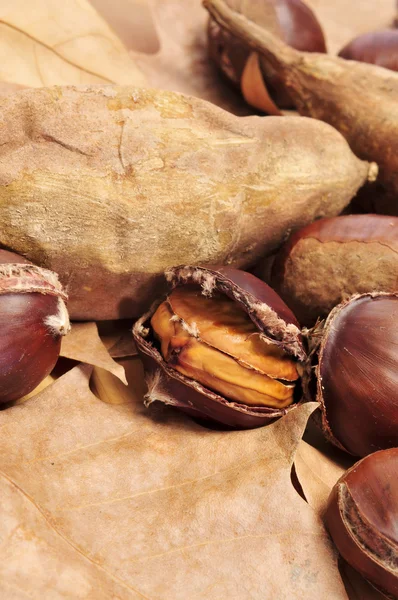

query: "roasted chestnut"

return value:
[339, 29, 398, 72]
[325, 448, 398, 598]
[0, 249, 70, 403]
[133, 265, 306, 428]
[317, 292, 398, 457]
[207, 0, 326, 113]
[270, 214, 398, 326]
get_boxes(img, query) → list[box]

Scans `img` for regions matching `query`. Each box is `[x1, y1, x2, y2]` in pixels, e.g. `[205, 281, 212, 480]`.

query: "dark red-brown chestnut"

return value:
[269, 214, 398, 327]
[133, 265, 306, 428]
[317, 292, 398, 458]
[339, 29, 398, 72]
[325, 448, 398, 598]
[207, 0, 326, 113]
[0, 249, 70, 403]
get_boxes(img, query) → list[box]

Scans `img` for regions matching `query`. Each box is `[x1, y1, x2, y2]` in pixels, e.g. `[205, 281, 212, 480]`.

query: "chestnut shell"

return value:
[317, 292, 398, 457]
[0, 255, 69, 403]
[325, 448, 398, 598]
[270, 214, 398, 326]
[339, 29, 398, 73]
[133, 265, 306, 429]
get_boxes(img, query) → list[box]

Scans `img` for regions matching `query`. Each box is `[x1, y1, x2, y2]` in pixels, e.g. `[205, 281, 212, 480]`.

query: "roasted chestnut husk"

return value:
[133, 266, 306, 428]
[325, 448, 398, 598]
[316, 292, 398, 457]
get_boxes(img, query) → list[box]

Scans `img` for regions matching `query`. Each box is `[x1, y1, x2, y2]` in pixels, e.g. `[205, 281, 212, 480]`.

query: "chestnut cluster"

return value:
[0, 249, 70, 404]
[134, 264, 398, 459]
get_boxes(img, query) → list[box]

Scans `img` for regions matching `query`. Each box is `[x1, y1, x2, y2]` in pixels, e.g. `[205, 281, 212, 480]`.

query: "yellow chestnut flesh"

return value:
[151, 286, 298, 408]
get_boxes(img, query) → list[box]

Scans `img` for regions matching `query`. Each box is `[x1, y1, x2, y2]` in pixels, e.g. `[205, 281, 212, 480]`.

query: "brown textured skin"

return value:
[204, 0, 398, 215]
[208, 0, 326, 107]
[0, 85, 372, 321]
[317, 293, 398, 458]
[133, 265, 305, 428]
[339, 30, 398, 72]
[325, 449, 398, 598]
[270, 215, 398, 326]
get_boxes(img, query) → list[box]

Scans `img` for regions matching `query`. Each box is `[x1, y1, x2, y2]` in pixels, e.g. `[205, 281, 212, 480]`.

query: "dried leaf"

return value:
[91, 357, 146, 405]
[0, 366, 348, 598]
[61, 322, 127, 383]
[97, 321, 138, 358]
[0, 0, 146, 87]
[294, 440, 351, 517]
[130, 0, 252, 115]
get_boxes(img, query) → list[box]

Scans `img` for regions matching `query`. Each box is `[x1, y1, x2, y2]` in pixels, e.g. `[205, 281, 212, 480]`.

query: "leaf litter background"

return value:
[0, 0, 396, 597]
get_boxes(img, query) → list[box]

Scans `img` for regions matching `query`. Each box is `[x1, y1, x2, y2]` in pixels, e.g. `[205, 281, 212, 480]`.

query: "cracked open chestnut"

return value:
[207, 0, 326, 113]
[133, 266, 306, 428]
[0, 249, 70, 403]
[325, 448, 398, 598]
[317, 292, 398, 457]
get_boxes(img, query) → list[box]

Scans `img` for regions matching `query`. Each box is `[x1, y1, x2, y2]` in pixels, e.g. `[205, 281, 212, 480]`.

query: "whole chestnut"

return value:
[325, 448, 398, 598]
[270, 214, 398, 326]
[317, 292, 398, 457]
[133, 265, 306, 428]
[207, 0, 326, 113]
[339, 30, 398, 73]
[0, 250, 70, 403]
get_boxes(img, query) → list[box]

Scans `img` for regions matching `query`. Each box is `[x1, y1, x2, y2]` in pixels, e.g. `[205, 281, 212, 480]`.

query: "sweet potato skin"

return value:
[0, 85, 373, 320]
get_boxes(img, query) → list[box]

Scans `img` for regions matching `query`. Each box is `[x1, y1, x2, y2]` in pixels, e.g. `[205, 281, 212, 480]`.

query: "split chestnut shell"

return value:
[317, 292, 398, 457]
[325, 448, 398, 598]
[133, 266, 306, 428]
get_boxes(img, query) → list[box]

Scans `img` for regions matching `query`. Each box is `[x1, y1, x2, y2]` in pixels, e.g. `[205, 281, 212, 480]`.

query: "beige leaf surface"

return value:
[0, 365, 348, 599]
[60, 322, 127, 384]
[128, 0, 252, 115]
[0, 0, 146, 87]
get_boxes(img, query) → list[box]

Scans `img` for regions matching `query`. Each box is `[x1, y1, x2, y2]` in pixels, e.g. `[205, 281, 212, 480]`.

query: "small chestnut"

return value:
[317, 292, 398, 458]
[270, 214, 398, 326]
[207, 0, 326, 112]
[133, 265, 306, 428]
[0, 250, 70, 403]
[339, 29, 398, 73]
[325, 448, 398, 598]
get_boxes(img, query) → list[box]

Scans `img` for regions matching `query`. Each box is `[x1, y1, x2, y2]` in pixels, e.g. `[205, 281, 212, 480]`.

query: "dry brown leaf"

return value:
[0, 365, 348, 599]
[91, 357, 146, 405]
[129, 0, 252, 115]
[0, 0, 146, 87]
[61, 322, 127, 384]
[306, 0, 396, 55]
[294, 440, 352, 517]
[97, 321, 138, 358]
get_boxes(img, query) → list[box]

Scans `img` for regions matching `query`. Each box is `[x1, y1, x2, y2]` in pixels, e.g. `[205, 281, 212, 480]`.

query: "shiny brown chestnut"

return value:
[133, 265, 306, 428]
[0, 249, 70, 403]
[269, 214, 398, 327]
[317, 292, 398, 458]
[208, 0, 326, 113]
[339, 30, 398, 72]
[325, 449, 398, 598]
